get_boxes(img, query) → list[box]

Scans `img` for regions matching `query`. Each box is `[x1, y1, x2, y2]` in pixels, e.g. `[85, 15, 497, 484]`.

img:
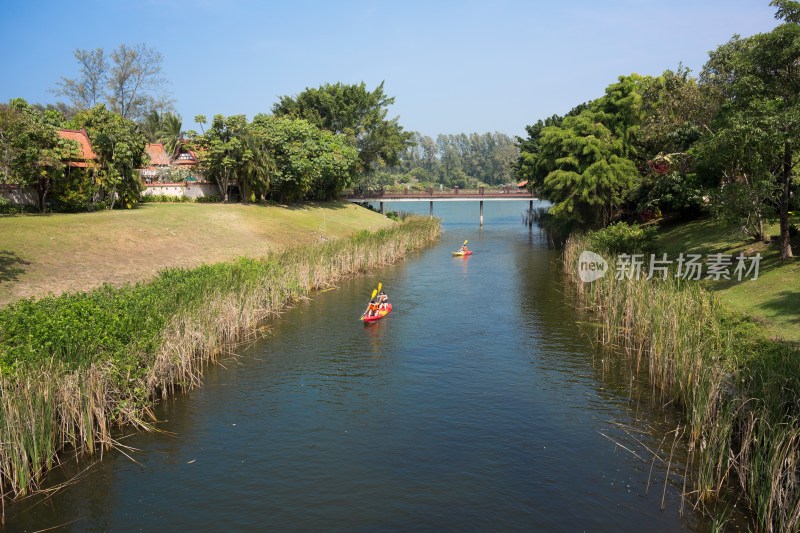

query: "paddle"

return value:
[361, 287, 378, 319]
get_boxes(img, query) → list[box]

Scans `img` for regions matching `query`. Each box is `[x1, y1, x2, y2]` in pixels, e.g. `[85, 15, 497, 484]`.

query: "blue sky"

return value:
[0, 1, 780, 139]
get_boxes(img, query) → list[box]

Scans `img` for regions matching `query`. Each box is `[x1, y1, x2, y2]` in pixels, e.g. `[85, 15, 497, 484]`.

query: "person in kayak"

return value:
[367, 296, 380, 317]
[460, 243, 469, 253]
[378, 290, 389, 311]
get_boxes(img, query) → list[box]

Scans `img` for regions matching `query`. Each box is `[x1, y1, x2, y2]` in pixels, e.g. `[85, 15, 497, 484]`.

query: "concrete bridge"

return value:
[341, 186, 539, 226]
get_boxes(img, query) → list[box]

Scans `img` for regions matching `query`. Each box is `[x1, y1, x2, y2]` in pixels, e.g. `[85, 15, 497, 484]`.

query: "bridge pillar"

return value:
[530, 200, 533, 211]
[480, 200, 484, 226]
[429, 200, 433, 217]
[379, 201, 384, 214]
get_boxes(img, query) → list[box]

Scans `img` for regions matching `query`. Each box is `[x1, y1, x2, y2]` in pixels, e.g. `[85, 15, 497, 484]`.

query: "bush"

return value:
[140, 194, 190, 203]
[194, 195, 223, 203]
[0, 196, 35, 215]
[588, 221, 658, 256]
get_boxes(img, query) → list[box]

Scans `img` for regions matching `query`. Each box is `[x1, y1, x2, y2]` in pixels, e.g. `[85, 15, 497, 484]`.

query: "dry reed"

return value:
[565, 234, 800, 531]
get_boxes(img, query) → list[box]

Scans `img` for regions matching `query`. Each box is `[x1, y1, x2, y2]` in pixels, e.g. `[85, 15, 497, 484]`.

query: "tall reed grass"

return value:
[0, 216, 441, 504]
[565, 234, 800, 532]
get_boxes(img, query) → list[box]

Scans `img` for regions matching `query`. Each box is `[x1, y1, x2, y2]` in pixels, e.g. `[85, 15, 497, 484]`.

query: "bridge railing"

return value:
[343, 186, 533, 198]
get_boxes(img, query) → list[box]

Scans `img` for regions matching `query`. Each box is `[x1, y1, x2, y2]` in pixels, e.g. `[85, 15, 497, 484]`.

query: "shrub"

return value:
[194, 195, 223, 203]
[587, 221, 658, 256]
[140, 194, 190, 203]
[0, 197, 35, 215]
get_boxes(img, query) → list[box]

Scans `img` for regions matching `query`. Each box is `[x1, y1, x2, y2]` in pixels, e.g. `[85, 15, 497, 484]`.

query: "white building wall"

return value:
[0, 185, 38, 206]
[142, 182, 219, 199]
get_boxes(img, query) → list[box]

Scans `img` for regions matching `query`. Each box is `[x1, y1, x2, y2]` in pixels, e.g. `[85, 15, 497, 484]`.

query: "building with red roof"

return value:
[55, 128, 98, 168]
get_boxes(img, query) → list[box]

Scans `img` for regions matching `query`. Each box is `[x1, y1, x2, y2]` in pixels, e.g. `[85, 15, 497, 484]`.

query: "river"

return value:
[6, 200, 711, 531]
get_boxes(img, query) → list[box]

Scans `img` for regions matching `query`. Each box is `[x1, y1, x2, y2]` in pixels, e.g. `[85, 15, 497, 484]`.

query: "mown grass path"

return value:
[656, 217, 799, 342]
[0, 202, 392, 306]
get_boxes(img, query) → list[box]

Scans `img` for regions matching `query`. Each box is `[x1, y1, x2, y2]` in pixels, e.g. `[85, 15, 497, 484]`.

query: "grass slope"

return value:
[656, 217, 800, 342]
[0, 202, 393, 306]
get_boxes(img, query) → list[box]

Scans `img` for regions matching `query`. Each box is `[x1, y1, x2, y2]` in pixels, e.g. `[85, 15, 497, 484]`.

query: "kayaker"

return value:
[367, 297, 380, 317]
[460, 243, 469, 253]
[378, 290, 389, 310]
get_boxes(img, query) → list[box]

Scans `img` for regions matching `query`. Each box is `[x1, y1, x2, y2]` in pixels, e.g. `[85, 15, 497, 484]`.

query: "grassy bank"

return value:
[565, 235, 800, 531]
[656, 217, 799, 342]
[0, 201, 393, 306]
[0, 215, 441, 502]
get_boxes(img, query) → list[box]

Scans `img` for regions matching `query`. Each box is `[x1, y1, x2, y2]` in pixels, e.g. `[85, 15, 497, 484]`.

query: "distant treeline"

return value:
[374, 131, 519, 189]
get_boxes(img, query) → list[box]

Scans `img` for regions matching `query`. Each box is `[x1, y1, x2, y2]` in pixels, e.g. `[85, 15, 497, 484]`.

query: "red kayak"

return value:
[362, 303, 392, 323]
[452, 250, 473, 256]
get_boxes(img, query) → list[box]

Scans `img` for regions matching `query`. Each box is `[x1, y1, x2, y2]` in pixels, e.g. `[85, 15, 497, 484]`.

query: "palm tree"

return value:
[157, 112, 183, 159]
[241, 130, 275, 203]
[139, 109, 161, 143]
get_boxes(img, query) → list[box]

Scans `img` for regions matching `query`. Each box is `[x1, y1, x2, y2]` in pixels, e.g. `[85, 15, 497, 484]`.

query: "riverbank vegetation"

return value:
[0, 215, 440, 501]
[516, 1, 799, 261]
[520, 6, 800, 524]
[565, 233, 800, 531]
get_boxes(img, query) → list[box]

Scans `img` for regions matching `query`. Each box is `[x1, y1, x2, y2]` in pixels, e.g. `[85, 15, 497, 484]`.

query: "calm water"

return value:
[7, 201, 709, 531]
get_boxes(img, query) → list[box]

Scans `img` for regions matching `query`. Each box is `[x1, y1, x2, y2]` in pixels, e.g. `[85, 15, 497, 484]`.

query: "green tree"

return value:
[139, 109, 162, 143]
[535, 109, 641, 230]
[69, 105, 147, 209]
[0, 99, 77, 212]
[272, 82, 412, 180]
[699, 4, 800, 258]
[251, 115, 358, 203]
[192, 114, 251, 203]
[633, 67, 716, 219]
[517, 80, 644, 232]
[157, 112, 183, 159]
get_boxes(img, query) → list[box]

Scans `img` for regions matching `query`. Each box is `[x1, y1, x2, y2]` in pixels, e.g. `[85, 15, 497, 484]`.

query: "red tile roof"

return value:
[56, 129, 97, 167]
[145, 143, 170, 166]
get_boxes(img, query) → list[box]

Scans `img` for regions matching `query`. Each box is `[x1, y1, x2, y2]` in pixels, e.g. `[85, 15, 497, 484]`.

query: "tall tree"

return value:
[272, 82, 412, 180]
[69, 105, 147, 209]
[157, 112, 183, 159]
[107, 44, 170, 121]
[534, 109, 641, 230]
[192, 114, 251, 203]
[251, 114, 358, 203]
[52, 48, 108, 113]
[53, 44, 171, 122]
[699, 2, 800, 258]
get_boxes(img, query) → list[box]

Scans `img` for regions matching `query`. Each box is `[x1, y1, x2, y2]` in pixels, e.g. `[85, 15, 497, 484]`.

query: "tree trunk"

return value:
[36, 177, 48, 213]
[780, 142, 794, 259]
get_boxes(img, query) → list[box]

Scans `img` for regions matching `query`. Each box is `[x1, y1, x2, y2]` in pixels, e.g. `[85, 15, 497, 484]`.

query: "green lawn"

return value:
[656, 217, 800, 342]
[0, 202, 393, 306]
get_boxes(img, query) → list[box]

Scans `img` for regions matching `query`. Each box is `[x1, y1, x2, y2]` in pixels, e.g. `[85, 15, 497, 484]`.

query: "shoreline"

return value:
[0, 216, 441, 507]
[564, 234, 800, 531]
